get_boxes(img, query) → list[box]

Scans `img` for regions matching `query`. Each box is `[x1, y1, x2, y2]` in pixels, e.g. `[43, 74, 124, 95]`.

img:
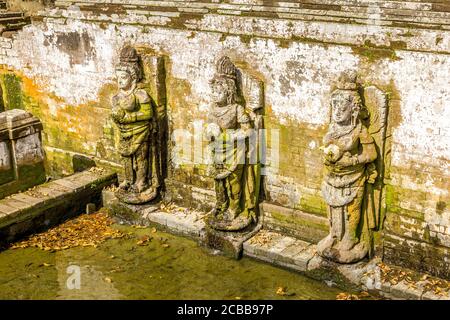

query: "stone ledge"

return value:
[243, 229, 450, 300]
[102, 189, 207, 240]
[0, 169, 118, 242]
[37, 5, 450, 55]
[102, 196, 450, 300]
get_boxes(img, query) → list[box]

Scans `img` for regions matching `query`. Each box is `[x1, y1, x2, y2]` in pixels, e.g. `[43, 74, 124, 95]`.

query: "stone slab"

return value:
[0, 169, 118, 242]
[243, 229, 450, 300]
[103, 189, 207, 240]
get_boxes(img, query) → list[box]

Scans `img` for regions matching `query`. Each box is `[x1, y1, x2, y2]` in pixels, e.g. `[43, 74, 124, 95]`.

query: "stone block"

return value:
[0, 170, 117, 241]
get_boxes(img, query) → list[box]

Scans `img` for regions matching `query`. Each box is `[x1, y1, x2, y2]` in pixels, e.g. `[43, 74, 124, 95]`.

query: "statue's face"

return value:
[331, 94, 353, 125]
[117, 70, 133, 90]
[211, 81, 228, 106]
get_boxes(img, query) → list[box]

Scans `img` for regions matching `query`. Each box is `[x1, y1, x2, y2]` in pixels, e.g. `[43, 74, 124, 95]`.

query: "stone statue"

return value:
[317, 73, 387, 264]
[111, 45, 160, 204]
[205, 56, 258, 231]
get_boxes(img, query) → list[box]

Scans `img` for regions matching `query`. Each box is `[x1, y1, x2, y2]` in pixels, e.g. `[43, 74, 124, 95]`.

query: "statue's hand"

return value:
[322, 144, 342, 163]
[335, 152, 357, 168]
[215, 170, 231, 180]
[112, 107, 126, 123]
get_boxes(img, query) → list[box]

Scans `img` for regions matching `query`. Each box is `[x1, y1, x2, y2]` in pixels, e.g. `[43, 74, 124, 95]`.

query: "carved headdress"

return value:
[331, 72, 363, 127]
[116, 45, 143, 82]
[210, 56, 238, 104]
[216, 56, 237, 80]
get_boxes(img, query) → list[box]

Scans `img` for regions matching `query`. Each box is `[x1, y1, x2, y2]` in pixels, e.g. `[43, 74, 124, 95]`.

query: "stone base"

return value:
[102, 190, 206, 239]
[203, 222, 262, 259]
[114, 187, 159, 205]
[243, 229, 450, 300]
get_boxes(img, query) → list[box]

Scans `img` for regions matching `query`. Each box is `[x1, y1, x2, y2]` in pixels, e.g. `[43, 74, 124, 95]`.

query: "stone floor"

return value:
[102, 191, 450, 300]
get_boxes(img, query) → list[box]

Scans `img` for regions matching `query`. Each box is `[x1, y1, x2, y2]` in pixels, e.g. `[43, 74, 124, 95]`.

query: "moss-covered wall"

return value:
[0, 2, 448, 278]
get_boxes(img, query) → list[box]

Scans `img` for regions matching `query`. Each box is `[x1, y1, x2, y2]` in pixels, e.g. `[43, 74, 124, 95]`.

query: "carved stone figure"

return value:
[317, 74, 388, 264]
[111, 45, 160, 204]
[205, 56, 259, 232]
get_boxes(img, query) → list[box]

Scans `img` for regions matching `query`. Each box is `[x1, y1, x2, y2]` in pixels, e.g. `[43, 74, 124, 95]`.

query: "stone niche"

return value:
[0, 109, 45, 199]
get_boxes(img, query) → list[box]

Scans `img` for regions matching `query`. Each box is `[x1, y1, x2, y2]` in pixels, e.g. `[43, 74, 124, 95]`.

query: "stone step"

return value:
[0, 169, 118, 243]
[243, 229, 450, 300]
[103, 189, 207, 239]
[0, 11, 25, 19]
[103, 194, 450, 300]
[243, 229, 317, 271]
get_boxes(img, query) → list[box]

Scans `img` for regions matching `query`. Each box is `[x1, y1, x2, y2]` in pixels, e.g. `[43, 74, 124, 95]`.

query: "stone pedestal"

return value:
[203, 223, 262, 259]
[0, 109, 45, 199]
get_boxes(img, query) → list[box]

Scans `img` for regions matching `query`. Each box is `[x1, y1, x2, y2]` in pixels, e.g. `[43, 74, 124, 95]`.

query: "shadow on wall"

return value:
[0, 85, 4, 112]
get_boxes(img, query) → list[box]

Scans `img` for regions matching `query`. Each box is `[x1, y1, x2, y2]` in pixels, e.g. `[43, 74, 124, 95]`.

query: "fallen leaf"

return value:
[40, 263, 52, 267]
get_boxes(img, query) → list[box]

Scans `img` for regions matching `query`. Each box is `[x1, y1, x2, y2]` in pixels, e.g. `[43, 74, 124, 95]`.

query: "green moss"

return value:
[0, 73, 24, 110]
[352, 40, 404, 62]
[297, 195, 327, 217]
[0, 163, 46, 199]
[0, 225, 346, 300]
[270, 211, 328, 232]
[239, 34, 252, 45]
[218, 33, 227, 42]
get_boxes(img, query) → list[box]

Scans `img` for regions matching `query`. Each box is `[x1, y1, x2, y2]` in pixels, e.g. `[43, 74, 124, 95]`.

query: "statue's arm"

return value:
[335, 127, 377, 167]
[357, 142, 377, 165]
[120, 90, 154, 124]
[234, 105, 253, 140]
[356, 126, 377, 164]
[121, 103, 153, 123]
[111, 96, 125, 124]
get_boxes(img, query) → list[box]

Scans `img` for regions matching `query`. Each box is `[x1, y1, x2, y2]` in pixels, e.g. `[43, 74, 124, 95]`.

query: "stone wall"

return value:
[0, 109, 46, 198]
[0, 0, 448, 278]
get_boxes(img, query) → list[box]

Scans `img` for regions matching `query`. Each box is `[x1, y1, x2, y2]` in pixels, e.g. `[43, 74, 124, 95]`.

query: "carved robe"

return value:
[112, 88, 153, 157]
[208, 103, 256, 219]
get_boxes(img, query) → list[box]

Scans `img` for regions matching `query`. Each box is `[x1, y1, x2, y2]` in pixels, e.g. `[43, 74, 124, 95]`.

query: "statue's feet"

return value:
[317, 234, 336, 255]
[134, 181, 149, 193]
[336, 236, 357, 252]
[119, 180, 131, 191]
[209, 207, 224, 218]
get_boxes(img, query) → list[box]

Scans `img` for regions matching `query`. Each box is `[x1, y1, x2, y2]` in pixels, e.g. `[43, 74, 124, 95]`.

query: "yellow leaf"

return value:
[276, 287, 287, 296]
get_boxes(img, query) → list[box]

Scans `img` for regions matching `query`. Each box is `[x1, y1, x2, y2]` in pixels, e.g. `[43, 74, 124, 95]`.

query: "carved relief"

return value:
[111, 45, 167, 204]
[205, 56, 264, 232]
[317, 74, 389, 264]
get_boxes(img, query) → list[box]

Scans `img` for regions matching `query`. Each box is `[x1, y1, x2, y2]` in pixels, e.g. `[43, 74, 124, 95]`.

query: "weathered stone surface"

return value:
[103, 189, 207, 239]
[0, 169, 118, 243]
[0, 109, 46, 199]
[261, 202, 328, 243]
[0, 0, 447, 279]
[244, 229, 450, 299]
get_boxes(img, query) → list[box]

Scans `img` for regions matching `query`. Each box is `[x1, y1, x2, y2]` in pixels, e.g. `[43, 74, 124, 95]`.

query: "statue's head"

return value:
[210, 76, 237, 106]
[330, 72, 361, 126]
[210, 56, 238, 106]
[115, 45, 142, 91]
